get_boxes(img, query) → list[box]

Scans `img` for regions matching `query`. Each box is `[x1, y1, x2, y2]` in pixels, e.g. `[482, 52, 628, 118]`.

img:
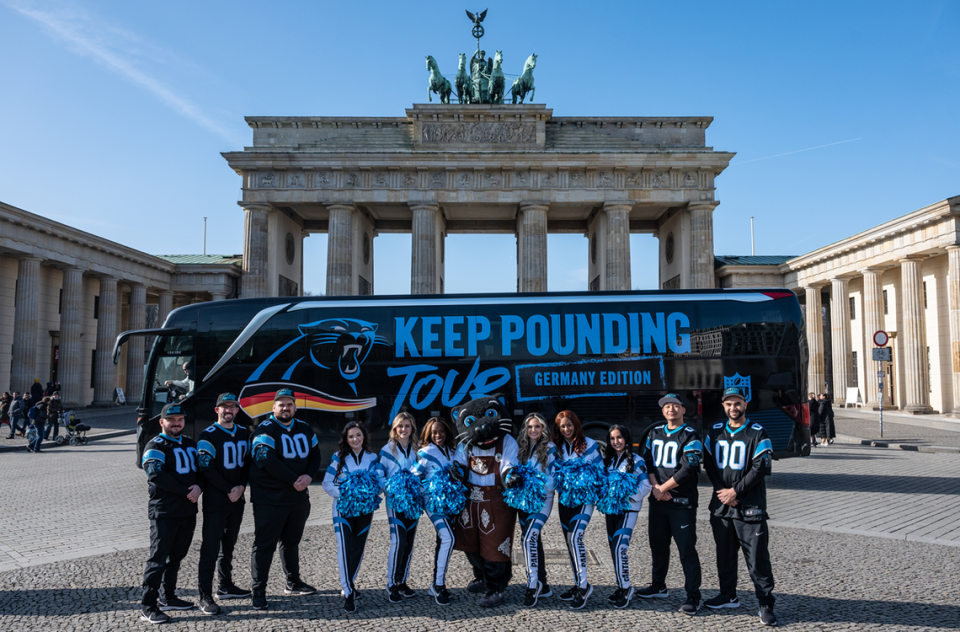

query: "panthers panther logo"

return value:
[247, 318, 388, 396]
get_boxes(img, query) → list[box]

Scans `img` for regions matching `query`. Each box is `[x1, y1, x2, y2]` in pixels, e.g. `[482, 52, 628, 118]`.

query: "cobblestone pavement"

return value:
[1, 435, 959, 630]
[833, 410, 960, 448]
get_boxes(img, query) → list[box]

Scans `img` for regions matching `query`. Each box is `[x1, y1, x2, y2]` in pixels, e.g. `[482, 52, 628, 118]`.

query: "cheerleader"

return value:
[515, 413, 556, 608]
[410, 417, 458, 606]
[552, 410, 603, 610]
[379, 412, 421, 603]
[322, 421, 384, 614]
[601, 424, 652, 609]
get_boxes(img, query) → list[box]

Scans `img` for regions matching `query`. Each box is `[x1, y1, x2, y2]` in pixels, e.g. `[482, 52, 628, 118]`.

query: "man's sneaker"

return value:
[387, 586, 403, 603]
[522, 587, 539, 607]
[139, 607, 170, 624]
[569, 584, 593, 610]
[251, 593, 269, 610]
[759, 604, 778, 626]
[467, 578, 485, 593]
[158, 596, 194, 611]
[428, 583, 451, 606]
[343, 594, 356, 613]
[480, 591, 504, 608]
[539, 583, 552, 598]
[198, 596, 220, 615]
[284, 581, 316, 595]
[613, 586, 635, 609]
[216, 584, 252, 600]
[679, 597, 701, 615]
[636, 585, 669, 599]
[704, 594, 740, 609]
[558, 587, 576, 601]
[398, 582, 416, 598]
[607, 587, 626, 604]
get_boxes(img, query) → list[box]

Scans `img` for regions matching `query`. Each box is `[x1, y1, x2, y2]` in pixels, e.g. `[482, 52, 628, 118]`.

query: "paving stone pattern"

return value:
[1, 434, 959, 630]
[833, 411, 960, 449]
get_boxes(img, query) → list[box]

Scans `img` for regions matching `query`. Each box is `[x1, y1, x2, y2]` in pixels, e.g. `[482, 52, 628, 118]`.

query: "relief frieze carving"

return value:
[569, 171, 584, 187]
[258, 172, 276, 188]
[374, 172, 388, 186]
[652, 172, 666, 188]
[344, 172, 359, 187]
[541, 172, 556, 187]
[430, 172, 444, 187]
[626, 173, 640, 187]
[420, 121, 536, 144]
[682, 172, 696, 187]
[598, 172, 613, 188]
[318, 172, 333, 188]
[404, 173, 417, 187]
[288, 173, 304, 188]
[458, 173, 472, 188]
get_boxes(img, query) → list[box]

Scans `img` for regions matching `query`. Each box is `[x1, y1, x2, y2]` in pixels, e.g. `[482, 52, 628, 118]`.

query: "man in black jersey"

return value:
[248, 388, 322, 610]
[703, 387, 778, 626]
[639, 394, 703, 615]
[140, 403, 202, 625]
[196, 393, 251, 615]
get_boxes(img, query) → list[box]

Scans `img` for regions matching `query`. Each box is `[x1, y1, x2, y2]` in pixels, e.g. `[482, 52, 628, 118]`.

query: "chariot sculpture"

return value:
[424, 9, 537, 105]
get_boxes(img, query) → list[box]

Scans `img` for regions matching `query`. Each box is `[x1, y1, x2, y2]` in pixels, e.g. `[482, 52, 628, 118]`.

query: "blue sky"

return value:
[1, 0, 957, 295]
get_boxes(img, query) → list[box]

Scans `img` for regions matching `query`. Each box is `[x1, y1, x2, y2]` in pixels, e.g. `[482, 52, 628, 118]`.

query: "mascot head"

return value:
[451, 394, 513, 449]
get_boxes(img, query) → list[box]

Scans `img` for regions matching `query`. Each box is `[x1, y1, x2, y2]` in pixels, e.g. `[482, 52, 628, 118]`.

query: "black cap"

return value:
[161, 403, 185, 418]
[216, 392, 239, 406]
[722, 387, 747, 402]
[274, 388, 296, 402]
[658, 393, 683, 407]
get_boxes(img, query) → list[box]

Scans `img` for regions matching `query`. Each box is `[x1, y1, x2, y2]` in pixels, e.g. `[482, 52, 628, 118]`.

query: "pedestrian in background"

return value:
[818, 394, 835, 446]
[1, 392, 11, 437]
[30, 379, 43, 404]
[44, 392, 63, 441]
[27, 396, 48, 453]
[7, 392, 24, 439]
[807, 392, 820, 448]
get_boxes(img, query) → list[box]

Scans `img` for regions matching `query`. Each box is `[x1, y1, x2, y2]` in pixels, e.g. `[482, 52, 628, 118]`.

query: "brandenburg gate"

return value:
[223, 103, 733, 297]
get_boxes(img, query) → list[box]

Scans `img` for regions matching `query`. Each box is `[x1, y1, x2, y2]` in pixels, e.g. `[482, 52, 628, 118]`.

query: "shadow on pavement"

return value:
[769, 472, 960, 495]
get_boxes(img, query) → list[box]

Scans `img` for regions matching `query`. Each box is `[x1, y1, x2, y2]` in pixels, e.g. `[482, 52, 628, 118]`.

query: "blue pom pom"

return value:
[503, 463, 548, 513]
[423, 465, 467, 516]
[597, 468, 641, 515]
[338, 469, 383, 518]
[554, 459, 604, 508]
[385, 469, 425, 520]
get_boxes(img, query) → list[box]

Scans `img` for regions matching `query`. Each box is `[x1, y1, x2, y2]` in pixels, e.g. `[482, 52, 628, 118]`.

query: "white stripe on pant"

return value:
[558, 502, 594, 589]
[385, 506, 420, 588]
[605, 510, 638, 589]
[520, 492, 554, 589]
[429, 513, 454, 587]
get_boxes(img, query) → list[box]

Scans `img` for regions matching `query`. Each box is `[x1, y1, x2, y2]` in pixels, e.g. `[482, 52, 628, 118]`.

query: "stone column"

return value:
[689, 202, 718, 289]
[210, 291, 228, 301]
[948, 247, 960, 415]
[410, 203, 440, 294]
[829, 278, 852, 405]
[126, 285, 147, 406]
[241, 202, 271, 298]
[899, 256, 933, 413]
[158, 291, 174, 326]
[861, 268, 885, 408]
[59, 267, 85, 408]
[805, 286, 825, 395]
[10, 256, 42, 392]
[93, 276, 118, 407]
[518, 203, 549, 293]
[603, 203, 632, 291]
[326, 204, 355, 296]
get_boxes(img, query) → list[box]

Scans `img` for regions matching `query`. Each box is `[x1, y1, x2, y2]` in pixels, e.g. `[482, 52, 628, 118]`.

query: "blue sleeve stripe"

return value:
[420, 452, 441, 466]
[311, 435, 318, 448]
[197, 440, 216, 456]
[142, 449, 165, 464]
[684, 440, 703, 453]
[584, 443, 598, 456]
[381, 451, 399, 465]
[753, 439, 773, 459]
[703, 436, 712, 454]
[326, 465, 338, 475]
[252, 435, 275, 449]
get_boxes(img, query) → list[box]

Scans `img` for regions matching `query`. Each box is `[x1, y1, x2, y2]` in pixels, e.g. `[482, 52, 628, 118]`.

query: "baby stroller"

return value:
[56, 411, 90, 446]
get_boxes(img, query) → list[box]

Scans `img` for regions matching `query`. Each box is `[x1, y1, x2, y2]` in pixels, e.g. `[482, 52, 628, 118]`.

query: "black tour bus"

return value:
[117, 289, 810, 464]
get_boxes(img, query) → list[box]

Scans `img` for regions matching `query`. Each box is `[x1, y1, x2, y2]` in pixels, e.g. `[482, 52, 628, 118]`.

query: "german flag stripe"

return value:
[239, 384, 376, 417]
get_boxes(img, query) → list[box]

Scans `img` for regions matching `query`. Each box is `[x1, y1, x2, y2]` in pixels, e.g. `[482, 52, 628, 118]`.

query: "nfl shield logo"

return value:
[723, 373, 752, 402]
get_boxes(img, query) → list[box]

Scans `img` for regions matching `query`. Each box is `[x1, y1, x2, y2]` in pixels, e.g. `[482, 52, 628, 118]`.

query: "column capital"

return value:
[518, 202, 550, 212]
[861, 266, 886, 274]
[238, 201, 273, 213]
[945, 245, 960, 252]
[687, 201, 720, 212]
[898, 255, 926, 264]
[408, 202, 439, 213]
[128, 282, 147, 290]
[16, 255, 42, 263]
[829, 275, 855, 284]
[159, 290, 175, 297]
[602, 202, 633, 213]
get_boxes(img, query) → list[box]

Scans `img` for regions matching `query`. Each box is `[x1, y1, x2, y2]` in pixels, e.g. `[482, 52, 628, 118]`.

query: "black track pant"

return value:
[386, 507, 419, 588]
[606, 511, 638, 589]
[142, 516, 196, 607]
[648, 502, 701, 601]
[251, 501, 310, 594]
[465, 552, 512, 593]
[710, 515, 775, 606]
[333, 506, 373, 597]
[197, 502, 245, 598]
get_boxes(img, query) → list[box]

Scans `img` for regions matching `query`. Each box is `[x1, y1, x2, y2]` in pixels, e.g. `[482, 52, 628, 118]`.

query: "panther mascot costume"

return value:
[450, 394, 520, 607]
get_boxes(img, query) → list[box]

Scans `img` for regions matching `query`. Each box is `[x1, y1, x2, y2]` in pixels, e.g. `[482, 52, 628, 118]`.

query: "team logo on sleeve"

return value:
[723, 373, 752, 402]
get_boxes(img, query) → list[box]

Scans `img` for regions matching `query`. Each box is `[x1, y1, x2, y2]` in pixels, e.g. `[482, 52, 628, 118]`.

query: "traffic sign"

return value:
[873, 348, 892, 362]
[877, 371, 885, 377]
[873, 330, 889, 347]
